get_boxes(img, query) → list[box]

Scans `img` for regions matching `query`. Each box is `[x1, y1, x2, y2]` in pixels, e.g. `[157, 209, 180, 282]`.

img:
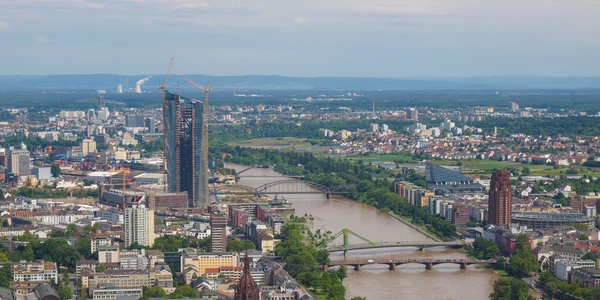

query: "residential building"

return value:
[572, 268, 600, 288]
[488, 170, 512, 225]
[124, 204, 155, 248]
[12, 261, 57, 282]
[210, 213, 227, 253]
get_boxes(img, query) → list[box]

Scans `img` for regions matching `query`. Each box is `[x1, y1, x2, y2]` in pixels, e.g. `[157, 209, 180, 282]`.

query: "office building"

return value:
[82, 139, 97, 156]
[8, 150, 30, 175]
[210, 213, 227, 252]
[488, 170, 513, 226]
[181, 252, 238, 284]
[145, 117, 156, 133]
[126, 115, 145, 127]
[97, 90, 106, 111]
[124, 204, 155, 248]
[452, 205, 470, 225]
[146, 192, 188, 210]
[164, 91, 208, 208]
[92, 285, 142, 300]
[31, 167, 51, 180]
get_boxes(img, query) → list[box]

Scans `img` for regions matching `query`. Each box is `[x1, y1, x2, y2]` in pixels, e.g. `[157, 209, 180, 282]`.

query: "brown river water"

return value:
[226, 164, 497, 299]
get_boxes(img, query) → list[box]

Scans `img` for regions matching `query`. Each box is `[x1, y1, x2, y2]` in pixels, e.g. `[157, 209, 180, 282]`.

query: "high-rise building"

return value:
[97, 90, 106, 111]
[81, 139, 97, 156]
[234, 249, 259, 300]
[126, 115, 145, 127]
[124, 204, 155, 247]
[407, 108, 419, 121]
[210, 213, 227, 253]
[164, 91, 208, 208]
[145, 117, 155, 133]
[488, 170, 513, 226]
[510, 101, 520, 112]
[9, 149, 30, 175]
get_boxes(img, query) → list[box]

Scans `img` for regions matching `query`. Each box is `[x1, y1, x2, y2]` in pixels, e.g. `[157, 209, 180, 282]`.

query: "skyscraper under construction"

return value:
[164, 90, 208, 208]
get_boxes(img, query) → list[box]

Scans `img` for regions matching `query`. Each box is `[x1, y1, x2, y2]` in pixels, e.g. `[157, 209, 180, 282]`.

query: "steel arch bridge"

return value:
[211, 180, 351, 198]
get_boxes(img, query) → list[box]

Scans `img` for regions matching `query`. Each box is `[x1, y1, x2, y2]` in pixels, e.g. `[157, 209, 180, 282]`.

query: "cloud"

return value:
[0, 21, 10, 31]
[293, 17, 307, 24]
[72, 0, 105, 9]
[172, 2, 209, 11]
[35, 35, 59, 43]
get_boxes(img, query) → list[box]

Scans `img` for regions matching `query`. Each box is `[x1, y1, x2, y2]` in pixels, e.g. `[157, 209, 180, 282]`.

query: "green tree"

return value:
[140, 286, 167, 300]
[50, 163, 61, 178]
[506, 235, 538, 278]
[0, 253, 8, 263]
[336, 265, 348, 282]
[1, 220, 8, 228]
[0, 189, 4, 201]
[66, 224, 78, 235]
[76, 236, 93, 259]
[168, 285, 198, 298]
[579, 234, 589, 240]
[469, 237, 500, 259]
[0, 264, 10, 288]
[490, 277, 533, 300]
[582, 251, 597, 261]
[351, 297, 367, 300]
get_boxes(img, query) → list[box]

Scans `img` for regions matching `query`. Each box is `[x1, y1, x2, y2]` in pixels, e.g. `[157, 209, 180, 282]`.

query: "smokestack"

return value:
[135, 76, 151, 93]
[117, 84, 123, 94]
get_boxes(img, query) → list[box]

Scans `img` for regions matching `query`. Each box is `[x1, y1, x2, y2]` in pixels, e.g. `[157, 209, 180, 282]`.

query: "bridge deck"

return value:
[326, 241, 467, 252]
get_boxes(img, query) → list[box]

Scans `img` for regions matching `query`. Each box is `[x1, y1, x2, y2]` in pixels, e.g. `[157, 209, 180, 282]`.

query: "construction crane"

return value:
[159, 57, 174, 192]
[182, 77, 212, 205]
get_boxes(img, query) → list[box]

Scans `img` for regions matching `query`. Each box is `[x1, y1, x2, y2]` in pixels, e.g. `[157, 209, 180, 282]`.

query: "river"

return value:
[226, 164, 498, 299]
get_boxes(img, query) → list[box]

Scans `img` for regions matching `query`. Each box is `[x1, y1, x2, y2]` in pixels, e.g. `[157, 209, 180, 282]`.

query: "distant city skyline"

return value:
[1, 0, 600, 77]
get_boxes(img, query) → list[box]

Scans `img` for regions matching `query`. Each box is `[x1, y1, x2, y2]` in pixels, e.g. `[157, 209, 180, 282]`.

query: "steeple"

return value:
[234, 248, 259, 300]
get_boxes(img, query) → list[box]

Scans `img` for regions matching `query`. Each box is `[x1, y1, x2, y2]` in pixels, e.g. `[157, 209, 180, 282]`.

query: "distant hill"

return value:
[2, 74, 600, 91]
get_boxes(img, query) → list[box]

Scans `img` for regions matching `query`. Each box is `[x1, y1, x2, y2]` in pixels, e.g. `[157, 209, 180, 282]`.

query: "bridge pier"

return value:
[343, 250, 348, 260]
[388, 263, 396, 271]
[426, 263, 432, 270]
[326, 193, 331, 199]
[321, 265, 328, 272]
[460, 263, 467, 270]
[354, 264, 360, 271]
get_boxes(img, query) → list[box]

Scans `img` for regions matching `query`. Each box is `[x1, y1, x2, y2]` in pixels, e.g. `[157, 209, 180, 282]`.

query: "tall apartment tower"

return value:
[8, 149, 30, 175]
[510, 101, 520, 112]
[488, 170, 513, 226]
[210, 213, 228, 253]
[407, 108, 419, 121]
[164, 91, 208, 208]
[124, 204, 155, 247]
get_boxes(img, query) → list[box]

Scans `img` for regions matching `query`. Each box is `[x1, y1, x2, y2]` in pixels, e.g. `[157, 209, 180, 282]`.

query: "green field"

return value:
[231, 137, 312, 149]
[435, 159, 600, 177]
[344, 153, 418, 162]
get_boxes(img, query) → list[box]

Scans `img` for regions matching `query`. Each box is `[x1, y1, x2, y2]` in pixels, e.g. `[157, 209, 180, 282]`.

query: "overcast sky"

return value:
[1, 0, 600, 77]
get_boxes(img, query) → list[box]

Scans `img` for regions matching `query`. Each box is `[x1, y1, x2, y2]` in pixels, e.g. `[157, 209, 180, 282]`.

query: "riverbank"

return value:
[387, 211, 441, 242]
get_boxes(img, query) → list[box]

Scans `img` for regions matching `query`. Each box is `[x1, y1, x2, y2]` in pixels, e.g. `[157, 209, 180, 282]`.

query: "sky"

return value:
[1, 0, 600, 77]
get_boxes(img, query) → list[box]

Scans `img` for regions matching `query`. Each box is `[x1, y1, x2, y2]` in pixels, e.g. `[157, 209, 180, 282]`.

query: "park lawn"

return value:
[345, 153, 418, 162]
